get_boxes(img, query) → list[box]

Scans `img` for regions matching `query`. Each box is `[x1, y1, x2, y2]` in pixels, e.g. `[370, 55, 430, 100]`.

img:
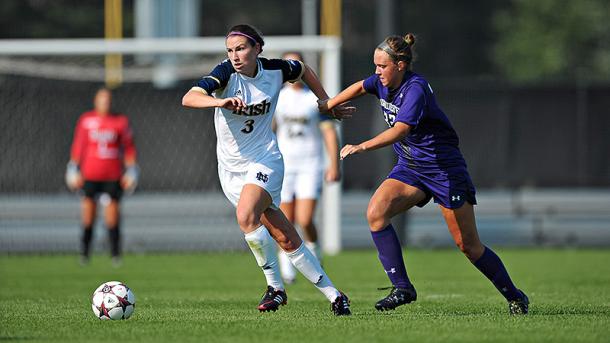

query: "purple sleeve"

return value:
[362, 74, 380, 97]
[395, 83, 426, 126]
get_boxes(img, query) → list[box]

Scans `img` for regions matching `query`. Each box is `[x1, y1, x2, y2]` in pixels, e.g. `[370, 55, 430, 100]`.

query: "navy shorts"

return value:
[387, 164, 477, 209]
[82, 181, 123, 200]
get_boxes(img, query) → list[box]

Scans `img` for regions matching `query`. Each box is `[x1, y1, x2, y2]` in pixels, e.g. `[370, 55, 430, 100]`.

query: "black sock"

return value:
[81, 226, 93, 257]
[108, 225, 120, 257]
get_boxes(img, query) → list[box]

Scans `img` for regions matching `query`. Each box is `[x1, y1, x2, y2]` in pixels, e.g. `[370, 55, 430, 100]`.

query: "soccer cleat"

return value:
[508, 290, 529, 315]
[331, 292, 351, 316]
[375, 285, 417, 311]
[258, 286, 287, 312]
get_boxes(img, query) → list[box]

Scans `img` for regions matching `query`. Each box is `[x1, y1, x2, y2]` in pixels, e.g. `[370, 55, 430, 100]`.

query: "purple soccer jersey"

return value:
[363, 72, 476, 208]
[363, 72, 466, 170]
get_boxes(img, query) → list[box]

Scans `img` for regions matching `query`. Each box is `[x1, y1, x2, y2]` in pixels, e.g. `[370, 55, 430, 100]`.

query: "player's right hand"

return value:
[330, 103, 356, 121]
[340, 143, 366, 160]
[218, 97, 246, 112]
[318, 99, 355, 121]
[65, 161, 83, 191]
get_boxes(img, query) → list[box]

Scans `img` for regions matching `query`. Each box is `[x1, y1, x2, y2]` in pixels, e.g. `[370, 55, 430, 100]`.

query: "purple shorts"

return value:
[387, 164, 477, 209]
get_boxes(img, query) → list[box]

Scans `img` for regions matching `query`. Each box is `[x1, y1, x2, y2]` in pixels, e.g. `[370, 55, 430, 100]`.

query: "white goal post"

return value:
[0, 36, 344, 255]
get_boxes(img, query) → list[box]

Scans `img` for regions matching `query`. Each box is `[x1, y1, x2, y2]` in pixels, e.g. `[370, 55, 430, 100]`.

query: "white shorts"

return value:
[218, 157, 284, 209]
[280, 168, 323, 203]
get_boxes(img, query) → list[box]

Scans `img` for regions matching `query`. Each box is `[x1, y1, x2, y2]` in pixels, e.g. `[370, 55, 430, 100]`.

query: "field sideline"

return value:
[1, 249, 609, 342]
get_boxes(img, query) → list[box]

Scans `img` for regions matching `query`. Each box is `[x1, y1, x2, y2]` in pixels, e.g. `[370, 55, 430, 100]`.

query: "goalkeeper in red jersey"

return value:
[66, 88, 138, 266]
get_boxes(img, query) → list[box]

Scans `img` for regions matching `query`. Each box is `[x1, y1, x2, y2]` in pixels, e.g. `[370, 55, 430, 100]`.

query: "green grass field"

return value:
[1, 249, 609, 342]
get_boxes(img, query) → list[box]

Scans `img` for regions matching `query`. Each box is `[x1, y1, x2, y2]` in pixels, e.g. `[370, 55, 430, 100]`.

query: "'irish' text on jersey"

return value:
[192, 58, 304, 172]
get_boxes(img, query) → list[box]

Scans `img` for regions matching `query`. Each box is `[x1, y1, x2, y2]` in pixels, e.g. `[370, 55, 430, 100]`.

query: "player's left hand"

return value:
[317, 99, 330, 113]
[121, 165, 140, 194]
[65, 161, 83, 192]
[340, 144, 366, 160]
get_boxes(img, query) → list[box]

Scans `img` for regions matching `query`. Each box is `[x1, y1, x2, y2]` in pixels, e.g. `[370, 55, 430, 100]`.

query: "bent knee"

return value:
[366, 204, 390, 231]
[456, 241, 484, 261]
[235, 208, 260, 232]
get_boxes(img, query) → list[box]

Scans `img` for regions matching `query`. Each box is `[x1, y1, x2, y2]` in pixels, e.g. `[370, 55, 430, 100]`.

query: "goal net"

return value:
[0, 36, 343, 254]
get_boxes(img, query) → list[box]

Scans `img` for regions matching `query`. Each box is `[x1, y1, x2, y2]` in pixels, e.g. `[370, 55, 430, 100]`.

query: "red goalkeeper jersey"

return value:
[70, 111, 136, 181]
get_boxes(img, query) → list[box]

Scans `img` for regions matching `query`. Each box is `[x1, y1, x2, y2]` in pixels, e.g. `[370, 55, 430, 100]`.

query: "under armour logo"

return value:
[256, 172, 269, 183]
[451, 195, 461, 202]
[385, 268, 396, 274]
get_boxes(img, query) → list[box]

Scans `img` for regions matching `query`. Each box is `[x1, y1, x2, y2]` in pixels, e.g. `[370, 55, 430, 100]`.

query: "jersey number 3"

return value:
[241, 119, 254, 134]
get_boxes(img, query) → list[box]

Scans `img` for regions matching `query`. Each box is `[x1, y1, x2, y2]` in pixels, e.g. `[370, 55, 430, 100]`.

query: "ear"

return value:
[397, 60, 407, 71]
[254, 43, 262, 55]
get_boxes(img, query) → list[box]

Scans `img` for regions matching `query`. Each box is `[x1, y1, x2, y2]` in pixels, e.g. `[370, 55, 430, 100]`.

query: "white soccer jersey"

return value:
[275, 86, 333, 172]
[192, 58, 305, 172]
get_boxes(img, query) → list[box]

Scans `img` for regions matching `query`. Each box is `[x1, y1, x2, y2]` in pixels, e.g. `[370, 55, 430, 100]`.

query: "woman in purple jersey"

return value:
[319, 33, 529, 315]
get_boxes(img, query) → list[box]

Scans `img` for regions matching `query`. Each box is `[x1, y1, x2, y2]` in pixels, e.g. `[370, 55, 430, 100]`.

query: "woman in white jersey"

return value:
[275, 52, 340, 284]
[182, 24, 353, 315]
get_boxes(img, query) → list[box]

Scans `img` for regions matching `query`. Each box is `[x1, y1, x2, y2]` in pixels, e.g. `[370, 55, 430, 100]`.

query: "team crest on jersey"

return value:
[233, 99, 271, 116]
[255, 172, 269, 183]
[234, 89, 242, 97]
[82, 117, 100, 129]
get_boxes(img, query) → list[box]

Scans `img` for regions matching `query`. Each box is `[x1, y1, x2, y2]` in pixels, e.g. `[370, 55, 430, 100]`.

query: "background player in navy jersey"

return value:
[182, 24, 353, 315]
[274, 52, 341, 284]
[319, 33, 529, 314]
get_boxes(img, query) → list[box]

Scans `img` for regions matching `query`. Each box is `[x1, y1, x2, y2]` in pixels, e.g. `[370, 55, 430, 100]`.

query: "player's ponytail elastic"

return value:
[376, 33, 416, 70]
[226, 24, 265, 52]
[404, 33, 416, 47]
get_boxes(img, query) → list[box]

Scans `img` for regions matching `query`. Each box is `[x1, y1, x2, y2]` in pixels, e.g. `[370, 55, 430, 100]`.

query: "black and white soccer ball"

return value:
[91, 281, 136, 320]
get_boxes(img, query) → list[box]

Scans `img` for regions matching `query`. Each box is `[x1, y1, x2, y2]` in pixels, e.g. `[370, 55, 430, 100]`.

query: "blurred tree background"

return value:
[2, 0, 608, 83]
[493, 0, 610, 83]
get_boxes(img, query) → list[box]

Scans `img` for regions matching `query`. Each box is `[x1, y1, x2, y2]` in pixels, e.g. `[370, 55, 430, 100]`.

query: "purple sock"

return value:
[371, 224, 412, 288]
[473, 246, 521, 301]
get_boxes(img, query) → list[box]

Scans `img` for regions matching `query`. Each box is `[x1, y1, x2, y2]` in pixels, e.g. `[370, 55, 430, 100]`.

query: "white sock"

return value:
[278, 249, 297, 282]
[304, 240, 322, 263]
[285, 243, 340, 302]
[244, 226, 284, 291]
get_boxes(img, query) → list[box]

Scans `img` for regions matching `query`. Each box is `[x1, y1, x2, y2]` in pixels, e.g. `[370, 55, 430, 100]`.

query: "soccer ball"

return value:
[91, 281, 136, 320]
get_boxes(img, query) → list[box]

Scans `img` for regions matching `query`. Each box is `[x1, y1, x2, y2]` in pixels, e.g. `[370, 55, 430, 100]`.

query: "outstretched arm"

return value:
[301, 64, 355, 120]
[340, 122, 411, 160]
[318, 80, 367, 113]
[301, 64, 330, 101]
[182, 89, 246, 112]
